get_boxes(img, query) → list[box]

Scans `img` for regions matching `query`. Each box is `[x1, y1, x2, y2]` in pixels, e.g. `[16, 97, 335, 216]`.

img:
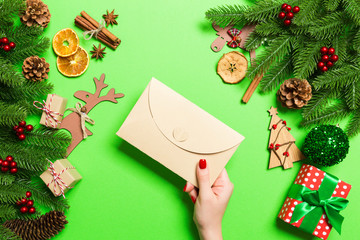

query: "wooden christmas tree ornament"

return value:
[267, 107, 304, 169]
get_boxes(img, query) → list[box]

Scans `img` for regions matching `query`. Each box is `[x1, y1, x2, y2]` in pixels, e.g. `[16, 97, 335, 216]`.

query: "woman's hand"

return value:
[184, 159, 234, 240]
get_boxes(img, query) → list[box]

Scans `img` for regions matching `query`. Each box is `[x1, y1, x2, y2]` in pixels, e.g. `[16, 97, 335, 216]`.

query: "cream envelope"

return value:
[116, 78, 244, 187]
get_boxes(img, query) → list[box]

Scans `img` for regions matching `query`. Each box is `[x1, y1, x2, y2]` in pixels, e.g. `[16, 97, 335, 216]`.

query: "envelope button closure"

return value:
[173, 127, 188, 142]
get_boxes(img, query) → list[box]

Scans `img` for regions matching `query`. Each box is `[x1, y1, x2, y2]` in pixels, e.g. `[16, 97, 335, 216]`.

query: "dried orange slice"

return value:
[52, 28, 79, 57]
[57, 47, 89, 77]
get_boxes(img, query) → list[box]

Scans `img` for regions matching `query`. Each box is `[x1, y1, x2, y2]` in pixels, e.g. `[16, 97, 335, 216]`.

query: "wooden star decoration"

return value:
[103, 9, 118, 27]
[268, 106, 278, 116]
[90, 44, 106, 60]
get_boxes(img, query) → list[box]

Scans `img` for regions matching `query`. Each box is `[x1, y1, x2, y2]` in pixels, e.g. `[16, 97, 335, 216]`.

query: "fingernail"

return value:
[199, 159, 207, 169]
[183, 183, 187, 192]
[191, 196, 196, 204]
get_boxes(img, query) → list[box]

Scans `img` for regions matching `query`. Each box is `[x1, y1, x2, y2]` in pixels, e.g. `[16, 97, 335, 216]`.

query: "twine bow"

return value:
[227, 28, 242, 48]
[66, 102, 95, 139]
[83, 19, 105, 40]
[46, 159, 74, 198]
[33, 95, 63, 128]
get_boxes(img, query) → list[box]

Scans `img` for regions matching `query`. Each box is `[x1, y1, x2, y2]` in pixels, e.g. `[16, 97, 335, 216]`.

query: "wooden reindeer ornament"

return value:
[267, 107, 304, 169]
[61, 74, 124, 156]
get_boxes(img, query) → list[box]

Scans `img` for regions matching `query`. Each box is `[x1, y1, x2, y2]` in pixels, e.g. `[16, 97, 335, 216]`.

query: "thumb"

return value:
[196, 159, 212, 198]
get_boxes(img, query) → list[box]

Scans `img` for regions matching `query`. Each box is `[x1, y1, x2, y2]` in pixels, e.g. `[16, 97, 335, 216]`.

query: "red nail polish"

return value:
[199, 159, 206, 169]
[191, 196, 196, 204]
[183, 183, 187, 192]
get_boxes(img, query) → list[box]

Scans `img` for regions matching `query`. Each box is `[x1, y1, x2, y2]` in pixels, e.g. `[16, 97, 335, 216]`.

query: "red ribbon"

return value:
[46, 159, 74, 198]
[227, 28, 242, 48]
[33, 94, 63, 128]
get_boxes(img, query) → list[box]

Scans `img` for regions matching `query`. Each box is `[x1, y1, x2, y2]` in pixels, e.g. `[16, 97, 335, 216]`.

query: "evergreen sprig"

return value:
[206, 0, 360, 136]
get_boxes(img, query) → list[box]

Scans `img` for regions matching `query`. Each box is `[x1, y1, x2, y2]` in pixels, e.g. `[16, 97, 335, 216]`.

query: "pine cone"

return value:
[20, 0, 51, 28]
[3, 211, 68, 240]
[22, 56, 50, 82]
[277, 78, 312, 109]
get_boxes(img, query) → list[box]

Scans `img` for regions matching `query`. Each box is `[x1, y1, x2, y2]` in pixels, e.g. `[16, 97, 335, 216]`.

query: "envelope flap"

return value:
[148, 78, 244, 154]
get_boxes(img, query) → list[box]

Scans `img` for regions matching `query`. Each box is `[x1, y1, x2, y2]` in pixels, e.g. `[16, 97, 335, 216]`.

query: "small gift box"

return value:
[40, 159, 82, 198]
[278, 164, 351, 239]
[34, 94, 67, 129]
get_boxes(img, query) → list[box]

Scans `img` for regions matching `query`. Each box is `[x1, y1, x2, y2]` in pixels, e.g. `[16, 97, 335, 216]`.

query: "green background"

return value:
[34, 0, 360, 239]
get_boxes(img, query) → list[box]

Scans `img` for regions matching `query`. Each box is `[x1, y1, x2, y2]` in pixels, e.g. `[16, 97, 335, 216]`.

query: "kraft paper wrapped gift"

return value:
[39, 94, 67, 129]
[40, 159, 82, 197]
[117, 78, 245, 187]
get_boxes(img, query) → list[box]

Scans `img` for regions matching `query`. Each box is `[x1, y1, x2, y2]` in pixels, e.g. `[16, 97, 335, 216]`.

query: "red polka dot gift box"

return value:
[278, 164, 351, 240]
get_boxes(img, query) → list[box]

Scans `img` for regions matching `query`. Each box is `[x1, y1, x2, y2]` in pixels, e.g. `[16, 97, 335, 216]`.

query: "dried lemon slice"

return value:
[217, 51, 248, 84]
[53, 28, 80, 57]
[57, 46, 89, 77]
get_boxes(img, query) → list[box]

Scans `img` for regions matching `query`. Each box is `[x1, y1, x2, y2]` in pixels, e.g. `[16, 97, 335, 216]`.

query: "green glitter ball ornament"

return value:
[303, 125, 349, 167]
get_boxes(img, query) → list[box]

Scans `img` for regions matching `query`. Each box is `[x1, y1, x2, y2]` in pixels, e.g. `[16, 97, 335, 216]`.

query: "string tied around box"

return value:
[46, 159, 74, 198]
[33, 95, 64, 128]
[66, 102, 95, 138]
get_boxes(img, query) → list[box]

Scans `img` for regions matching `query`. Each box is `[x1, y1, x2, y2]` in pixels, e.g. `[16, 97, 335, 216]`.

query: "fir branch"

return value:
[260, 55, 293, 92]
[242, 0, 284, 23]
[301, 101, 351, 126]
[308, 11, 347, 40]
[343, 0, 360, 26]
[0, 205, 16, 221]
[23, 128, 72, 150]
[344, 80, 360, 110]
[4, 24, 44, 46]
[293, 40, 327, 79]
[312, 66, 358, 90]
[292, 0, 323, 26]
[0, 81, 54, 102]
[0, 173, 15, 186]
[0, 225, 21, 240]
[205, 5, 248, 27]
[302, 89, 339, 120]
[255, 19, 283, 36]
[330, 34, 348, 65]
[346, 110, 360, 137]
[0, 101, 27, 127]
[324, 0, 341, 11]
[0, 0, 25, 26]
[352, 29, 360, 52]
[244, 31, 268, 51]
[0, 58, 24, 87]
[247, 34, 294, 79]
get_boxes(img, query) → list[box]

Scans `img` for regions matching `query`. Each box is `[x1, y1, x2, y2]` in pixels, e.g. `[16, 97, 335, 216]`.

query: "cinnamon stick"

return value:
[242, 74, 263, 103]
[74, 17, 118, 50]
[81, 11, 121, 45]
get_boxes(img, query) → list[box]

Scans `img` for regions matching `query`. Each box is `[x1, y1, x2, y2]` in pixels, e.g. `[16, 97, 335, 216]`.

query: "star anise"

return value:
[103, 9, 118, 27]
[90, 44, 106, 60]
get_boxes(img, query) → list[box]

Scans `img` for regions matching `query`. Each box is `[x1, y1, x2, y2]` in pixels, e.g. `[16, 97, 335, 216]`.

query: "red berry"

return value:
[10, 168, 18, 174]
[320, 47, 328, 55]
[328, 47, 335, 55]
[18, 134, 26, 141]
[13, 125, 19, 131]
[321, 55, 329, 62]
[2, 37, 9, 45]
[1, 167, 9, 172]
[16, 127, 24, 134]
[26, 125, 33, 132]
[318, 62, 325, 68]
[6, 156, 13, 161]
[281, 3, 288, 10]
[292, 6, 300, 13]
[9, 42, 16, 49]
[286, 12, 294, 19]
[284, 19, 291, 26]
[278, 12, 286, 19]
[2, 160, 9, 167]
[0, 159, 2, 165]
[16, 200, 22, 206]
[19, 121, 26, 127]
[321, 66, 328, 72]
[29, 207, 36, 214]
[21, 198, 27, 205]
[10, 161, 17, 168]
[327, 61, 334, 68]
[3, 45, 11, 52]
[331, 55, 338, 62]
[26, 200, 34, 207]
[20, 206, 28, 213]
[26, 191, 32, 198]
[285, 5, 292, 12]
